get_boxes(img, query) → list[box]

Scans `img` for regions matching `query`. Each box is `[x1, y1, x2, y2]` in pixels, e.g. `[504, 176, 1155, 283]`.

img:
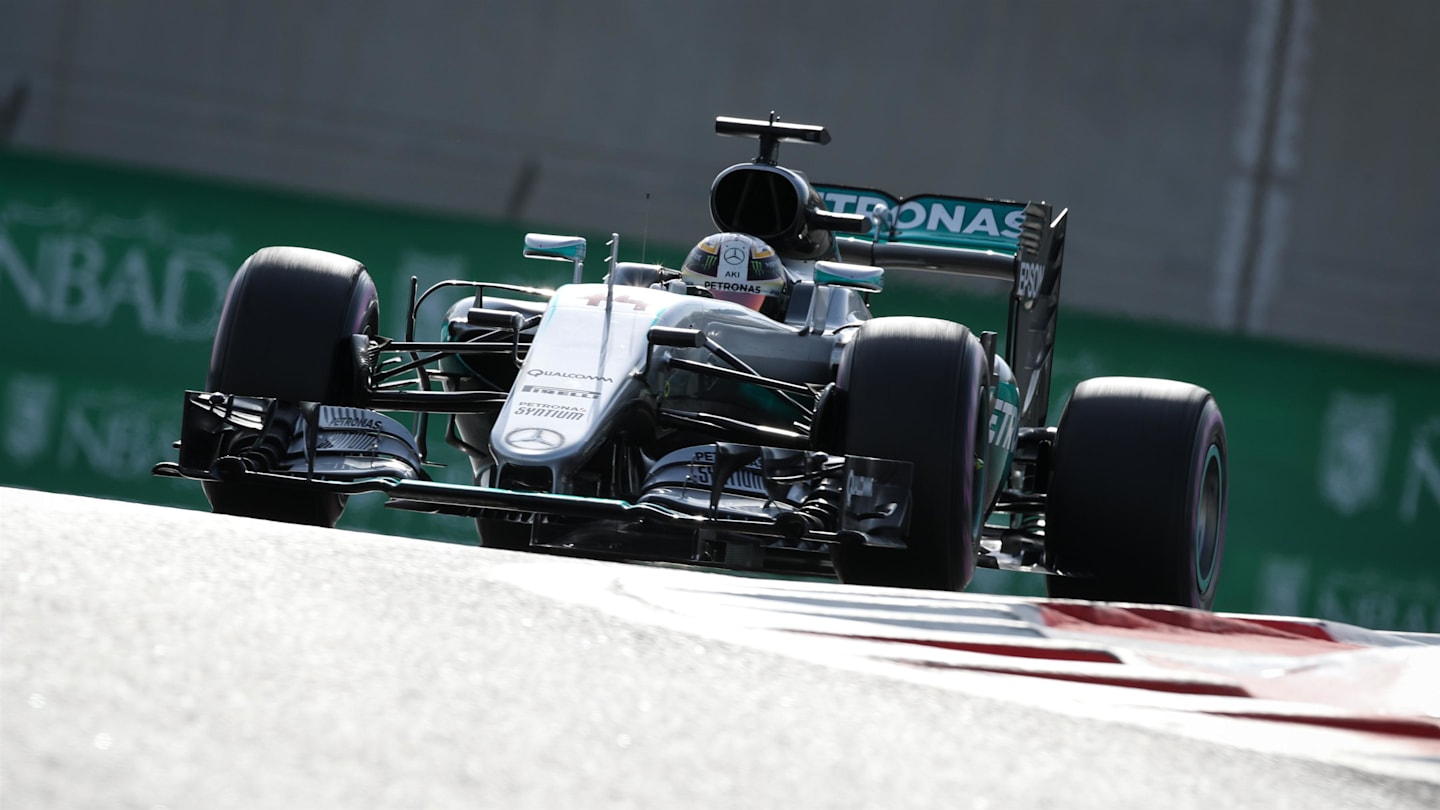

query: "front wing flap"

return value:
[166, 391, 427, 482]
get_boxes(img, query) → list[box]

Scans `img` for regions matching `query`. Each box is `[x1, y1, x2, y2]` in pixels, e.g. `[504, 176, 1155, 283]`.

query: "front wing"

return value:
[153, 391, 915, 571]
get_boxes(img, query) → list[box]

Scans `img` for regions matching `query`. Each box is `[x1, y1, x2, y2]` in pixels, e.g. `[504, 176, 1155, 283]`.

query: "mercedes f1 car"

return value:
[154, 114, 1228, 608]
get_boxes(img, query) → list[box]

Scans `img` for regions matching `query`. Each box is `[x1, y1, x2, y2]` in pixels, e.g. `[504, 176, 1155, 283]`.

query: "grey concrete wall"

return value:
[3, 0, 1435, 363]
[1263, 0, 1440, 360]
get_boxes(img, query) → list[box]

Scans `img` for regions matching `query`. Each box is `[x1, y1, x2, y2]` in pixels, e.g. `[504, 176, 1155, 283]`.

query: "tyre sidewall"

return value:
[202, 247, 378, 527]
[1046, 378, 1227, 609]
[833, 317, 983, 591]
[1181, 398, 1227, 608]
[206, 246, 377, 403]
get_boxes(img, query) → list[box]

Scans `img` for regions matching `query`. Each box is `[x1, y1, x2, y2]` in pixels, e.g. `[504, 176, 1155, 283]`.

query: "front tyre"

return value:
[831, 317, 986, 591]
[202, 246, 379, 527]
[1045, 377, 1227, 609]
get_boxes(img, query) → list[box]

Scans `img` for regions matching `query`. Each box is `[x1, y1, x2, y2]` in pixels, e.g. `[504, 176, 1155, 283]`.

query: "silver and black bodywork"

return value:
[156, 114, 1227, 607]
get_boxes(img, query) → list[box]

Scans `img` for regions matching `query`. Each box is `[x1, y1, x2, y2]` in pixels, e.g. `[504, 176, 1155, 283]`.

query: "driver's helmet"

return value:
[681, 232, 790, 317]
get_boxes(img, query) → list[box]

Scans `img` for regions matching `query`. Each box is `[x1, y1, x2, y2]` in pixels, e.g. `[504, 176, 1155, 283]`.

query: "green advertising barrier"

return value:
[4, 150, 1439, 630]
[0, 149, 625, 545]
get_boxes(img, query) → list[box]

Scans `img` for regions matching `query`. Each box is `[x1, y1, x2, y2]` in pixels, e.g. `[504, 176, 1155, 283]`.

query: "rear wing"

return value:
[816, 184, 1068, 428]
[815, 185, 1028, 255]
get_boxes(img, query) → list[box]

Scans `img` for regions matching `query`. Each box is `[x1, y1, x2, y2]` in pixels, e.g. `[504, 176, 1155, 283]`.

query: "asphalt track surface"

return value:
[3, 487, 1438, 809]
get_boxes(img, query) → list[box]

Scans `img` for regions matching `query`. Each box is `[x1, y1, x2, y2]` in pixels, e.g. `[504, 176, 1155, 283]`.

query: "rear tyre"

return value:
[831, 317, 985, 591]
[202, 246, 379, 527]
[1044, 377, 1227, 609]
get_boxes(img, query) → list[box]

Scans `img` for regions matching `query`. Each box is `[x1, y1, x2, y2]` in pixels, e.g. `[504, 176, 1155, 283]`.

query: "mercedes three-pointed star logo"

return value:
[504, 427, 565, 451]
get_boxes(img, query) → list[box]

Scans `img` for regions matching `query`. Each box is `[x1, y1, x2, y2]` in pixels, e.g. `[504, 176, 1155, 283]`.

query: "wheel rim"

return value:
[1194, 443, 1223, 594]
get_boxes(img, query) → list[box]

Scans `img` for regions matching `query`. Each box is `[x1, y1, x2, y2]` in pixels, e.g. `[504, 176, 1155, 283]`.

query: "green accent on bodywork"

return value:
[738, 382, 802, 418]
[815, 264, 884, 291]
[814, 185, 1026, 255]
[1195, 443, 1223, 594]
[977, 378, 1020, 532]
[523, 234, 586, 261]
[989, 379, 1021, 451]
[441, 320, 485, 380]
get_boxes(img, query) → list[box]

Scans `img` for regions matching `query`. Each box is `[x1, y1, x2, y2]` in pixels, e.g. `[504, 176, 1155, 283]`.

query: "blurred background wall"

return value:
[4, 0, 1437, 361]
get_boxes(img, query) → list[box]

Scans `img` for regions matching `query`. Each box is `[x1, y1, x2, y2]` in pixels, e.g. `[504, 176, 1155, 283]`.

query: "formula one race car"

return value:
[154, 114, 1228, 608]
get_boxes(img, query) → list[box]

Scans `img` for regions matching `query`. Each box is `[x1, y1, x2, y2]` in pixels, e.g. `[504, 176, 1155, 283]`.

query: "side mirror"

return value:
[814, 260, 884, 293]
[524, 233, 587, 284]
